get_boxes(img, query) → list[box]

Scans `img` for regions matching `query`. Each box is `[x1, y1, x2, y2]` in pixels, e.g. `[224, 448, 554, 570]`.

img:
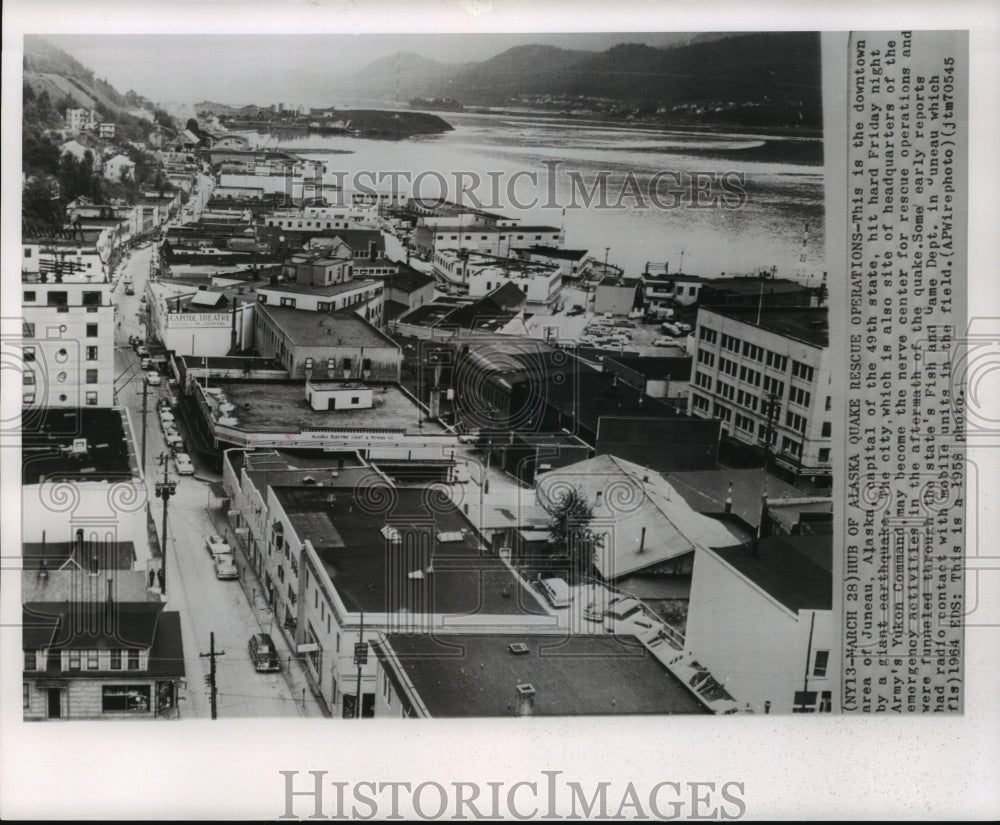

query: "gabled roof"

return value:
[23, 601, 165, 649]
[536, 454, 741, 579]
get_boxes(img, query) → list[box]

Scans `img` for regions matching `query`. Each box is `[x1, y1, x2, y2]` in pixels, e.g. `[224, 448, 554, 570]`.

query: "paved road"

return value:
[110, 193, 309, 718]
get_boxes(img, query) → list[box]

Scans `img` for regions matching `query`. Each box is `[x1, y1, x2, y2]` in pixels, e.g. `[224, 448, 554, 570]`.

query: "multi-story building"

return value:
[413, 223, 563, 259]
[21, 268, 115, 408]
[98, 122, 116, 139]
[65, 107, 98, 133]
[687, 306, 832, 482]
[684, 533, 834, 714]
[435, 249, 563, 311]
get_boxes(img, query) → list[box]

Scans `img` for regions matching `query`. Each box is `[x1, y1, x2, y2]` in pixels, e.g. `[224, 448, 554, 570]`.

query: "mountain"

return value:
[346, 32, 821, 127]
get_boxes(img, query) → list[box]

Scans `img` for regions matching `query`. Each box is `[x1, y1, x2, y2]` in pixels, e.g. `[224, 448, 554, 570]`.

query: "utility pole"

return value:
[199, 632, 226, 720]
[354, 612, 366, 719]
[140, 379, 149, 471]
[154, 452, 177, 595]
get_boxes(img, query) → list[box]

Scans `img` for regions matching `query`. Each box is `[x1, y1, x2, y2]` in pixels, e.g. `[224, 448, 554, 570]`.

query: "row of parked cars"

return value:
[157, 399, 193, 474]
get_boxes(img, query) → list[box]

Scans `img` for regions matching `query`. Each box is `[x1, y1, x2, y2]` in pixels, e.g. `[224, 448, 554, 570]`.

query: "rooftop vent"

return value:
[508, 643, 529, 655]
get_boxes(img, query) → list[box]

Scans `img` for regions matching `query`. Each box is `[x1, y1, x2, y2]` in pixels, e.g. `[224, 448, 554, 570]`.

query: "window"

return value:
[781, 436, 802, 457]
[24, 290, 36, 302]
[793, 690, 818, 713]
[720, 333, 740, 353]
[68, 650, 81, 671]
[739, 366, 762, 387]
[86, 323, 98, 337]
[23, 346, 36, 362]
[86, 369, 98, 384]
[85, 392, 98, 406]
[350, 396, 359, 405]
[24, 650, 36, 671]
[763, 376, 785, 396]
[818, 448, 831, 464]
[785, 411, 806, 433]
[792, 360, 815, 382]
[719, 356, 738, 377]
[694, 371, 712, 390]
[742, 342, 764, 362]
[82, 291, 101, 307]
[280, 297, 296, 308]
[110, 650, 122, 670]
[24, 248, 33, 258]
[696, 349, 714, 367]
[813, 650, 830, 678]
[691, 393, 710, 413]
[23, 369, 35, 386]
[698, 327, 718, 345]
[102, 685, 151, 713]
[825, 395, 832, 412]
[127, 650, 140, 671]
[23, 684, 30, 710]
[87, 649, 100, 670]
[48, 291, 69, 307]
[818, 691, 832, 712]
[257, 294, 268, 303]
[23, 322, 35, 338]
[789, 386, 811, 407]
[86, 346, 98, 361]
[317, 302, 331, 312]
[326, 614, 331, 634]
[765, 351, 788, 371]
[342, 358, 352, 371]
[821, 421, 832, 438]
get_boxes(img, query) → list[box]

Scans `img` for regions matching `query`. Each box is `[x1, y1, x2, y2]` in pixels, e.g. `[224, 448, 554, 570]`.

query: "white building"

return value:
[684, 534, 834, 714]
[21, 271, 115, 408]
[434, 249, 562, 310]
[103, 154, 136, 183]
[413, 223, 563, 258]
[687, 306, 832, 481]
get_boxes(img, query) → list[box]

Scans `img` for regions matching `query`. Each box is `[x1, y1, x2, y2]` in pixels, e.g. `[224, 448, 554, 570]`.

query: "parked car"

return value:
[157, 398, 172, 412]
[661, 322, 682, 336]
[145, 371, 161, 386]
[248, 633, 281, 672]
[174, 453, 194, 475]
[124, 283, 135, 296]
[653, 337, 678, 347]
[136, 345, 149, 358]
[165, 433, 185, 452]
[674, 321, 693, 334]
[213, 552, 238, 580]
[538, 576, 572, 609]
[206, 535, 227, 552]
[139, 357, 152, 370]
[159, 409, 175, 424]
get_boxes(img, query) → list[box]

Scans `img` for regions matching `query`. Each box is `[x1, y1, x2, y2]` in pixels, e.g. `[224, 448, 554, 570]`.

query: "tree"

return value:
[545, 485, 601, 582]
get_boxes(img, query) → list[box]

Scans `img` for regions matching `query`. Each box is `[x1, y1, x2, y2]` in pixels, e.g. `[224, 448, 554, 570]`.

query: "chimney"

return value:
[515, 683, 535, 717]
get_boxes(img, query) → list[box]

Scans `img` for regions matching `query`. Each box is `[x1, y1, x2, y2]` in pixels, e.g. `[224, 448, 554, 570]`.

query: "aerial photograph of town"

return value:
[18, 30, 834, 722]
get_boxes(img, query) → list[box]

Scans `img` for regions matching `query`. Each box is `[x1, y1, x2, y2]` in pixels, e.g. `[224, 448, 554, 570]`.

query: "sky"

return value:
[43, 33, 705, 107]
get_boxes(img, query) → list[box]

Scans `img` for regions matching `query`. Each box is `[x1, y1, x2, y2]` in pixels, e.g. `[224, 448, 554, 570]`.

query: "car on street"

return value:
[538, 576, 572, 609]
[174, 453, 194, 475]
[159, 409, 175, 424]
[248, 633, 281, 672]
[206, 535, 227, 552]
[146, 371, 161, 386]
[136, 344, 149, 358]
[165, 433, 185, 452]
[213, 552, 238, 580]
[653, 337, 679, 347]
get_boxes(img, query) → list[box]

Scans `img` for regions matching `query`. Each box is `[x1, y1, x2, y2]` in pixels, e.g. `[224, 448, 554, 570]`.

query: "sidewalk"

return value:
[205, 505, 331, 718]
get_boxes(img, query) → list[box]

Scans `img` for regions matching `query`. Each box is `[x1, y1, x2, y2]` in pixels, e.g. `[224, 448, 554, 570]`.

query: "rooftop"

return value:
[22, 540, 137, 572]
[700, 306, 829, 348]
[273, 486, 547, 617]
[256, 304, 399, 350]
[598, 276, 641, 289]
[200, 380, 426, 434]
[374, 633, 709, 716]
[22, 568, 153, 603]
[257, 278, 378, 298]
[383, 265, 435, 293]
[710, 534, 832, 613]
[537, 454, 743, 579]
[22, 408, 136, 484]
[668, 468, 806, 527]
[604, 355, 694, 382]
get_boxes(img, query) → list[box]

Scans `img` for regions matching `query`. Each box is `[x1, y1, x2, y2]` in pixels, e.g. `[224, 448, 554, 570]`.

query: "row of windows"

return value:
[22, 346, 100, 362]
[694, 370, 712, 390]
[437, 233, 551, 242]
[696, 349, 715, 367]
[23, 368, 100, 385]
[786, 411, 807, 433]
[789, 386, 811, 407]
[698, 327, 718, 345]
[716, 379, 736, 401]
[23, 391, 99, 405]
[25, 648, 142, 672]
[22, 323, 100, 338]
[718, 356, 738, 377]
[791, 360, 815, 382]
[24, 290, 104, 306]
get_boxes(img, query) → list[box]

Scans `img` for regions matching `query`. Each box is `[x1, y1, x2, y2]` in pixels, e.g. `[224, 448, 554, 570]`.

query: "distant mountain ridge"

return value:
[342, 32, 821, 127]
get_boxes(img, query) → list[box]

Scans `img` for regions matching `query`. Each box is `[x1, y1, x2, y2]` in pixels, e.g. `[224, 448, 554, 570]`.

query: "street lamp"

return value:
[154, 452, 178, 595]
